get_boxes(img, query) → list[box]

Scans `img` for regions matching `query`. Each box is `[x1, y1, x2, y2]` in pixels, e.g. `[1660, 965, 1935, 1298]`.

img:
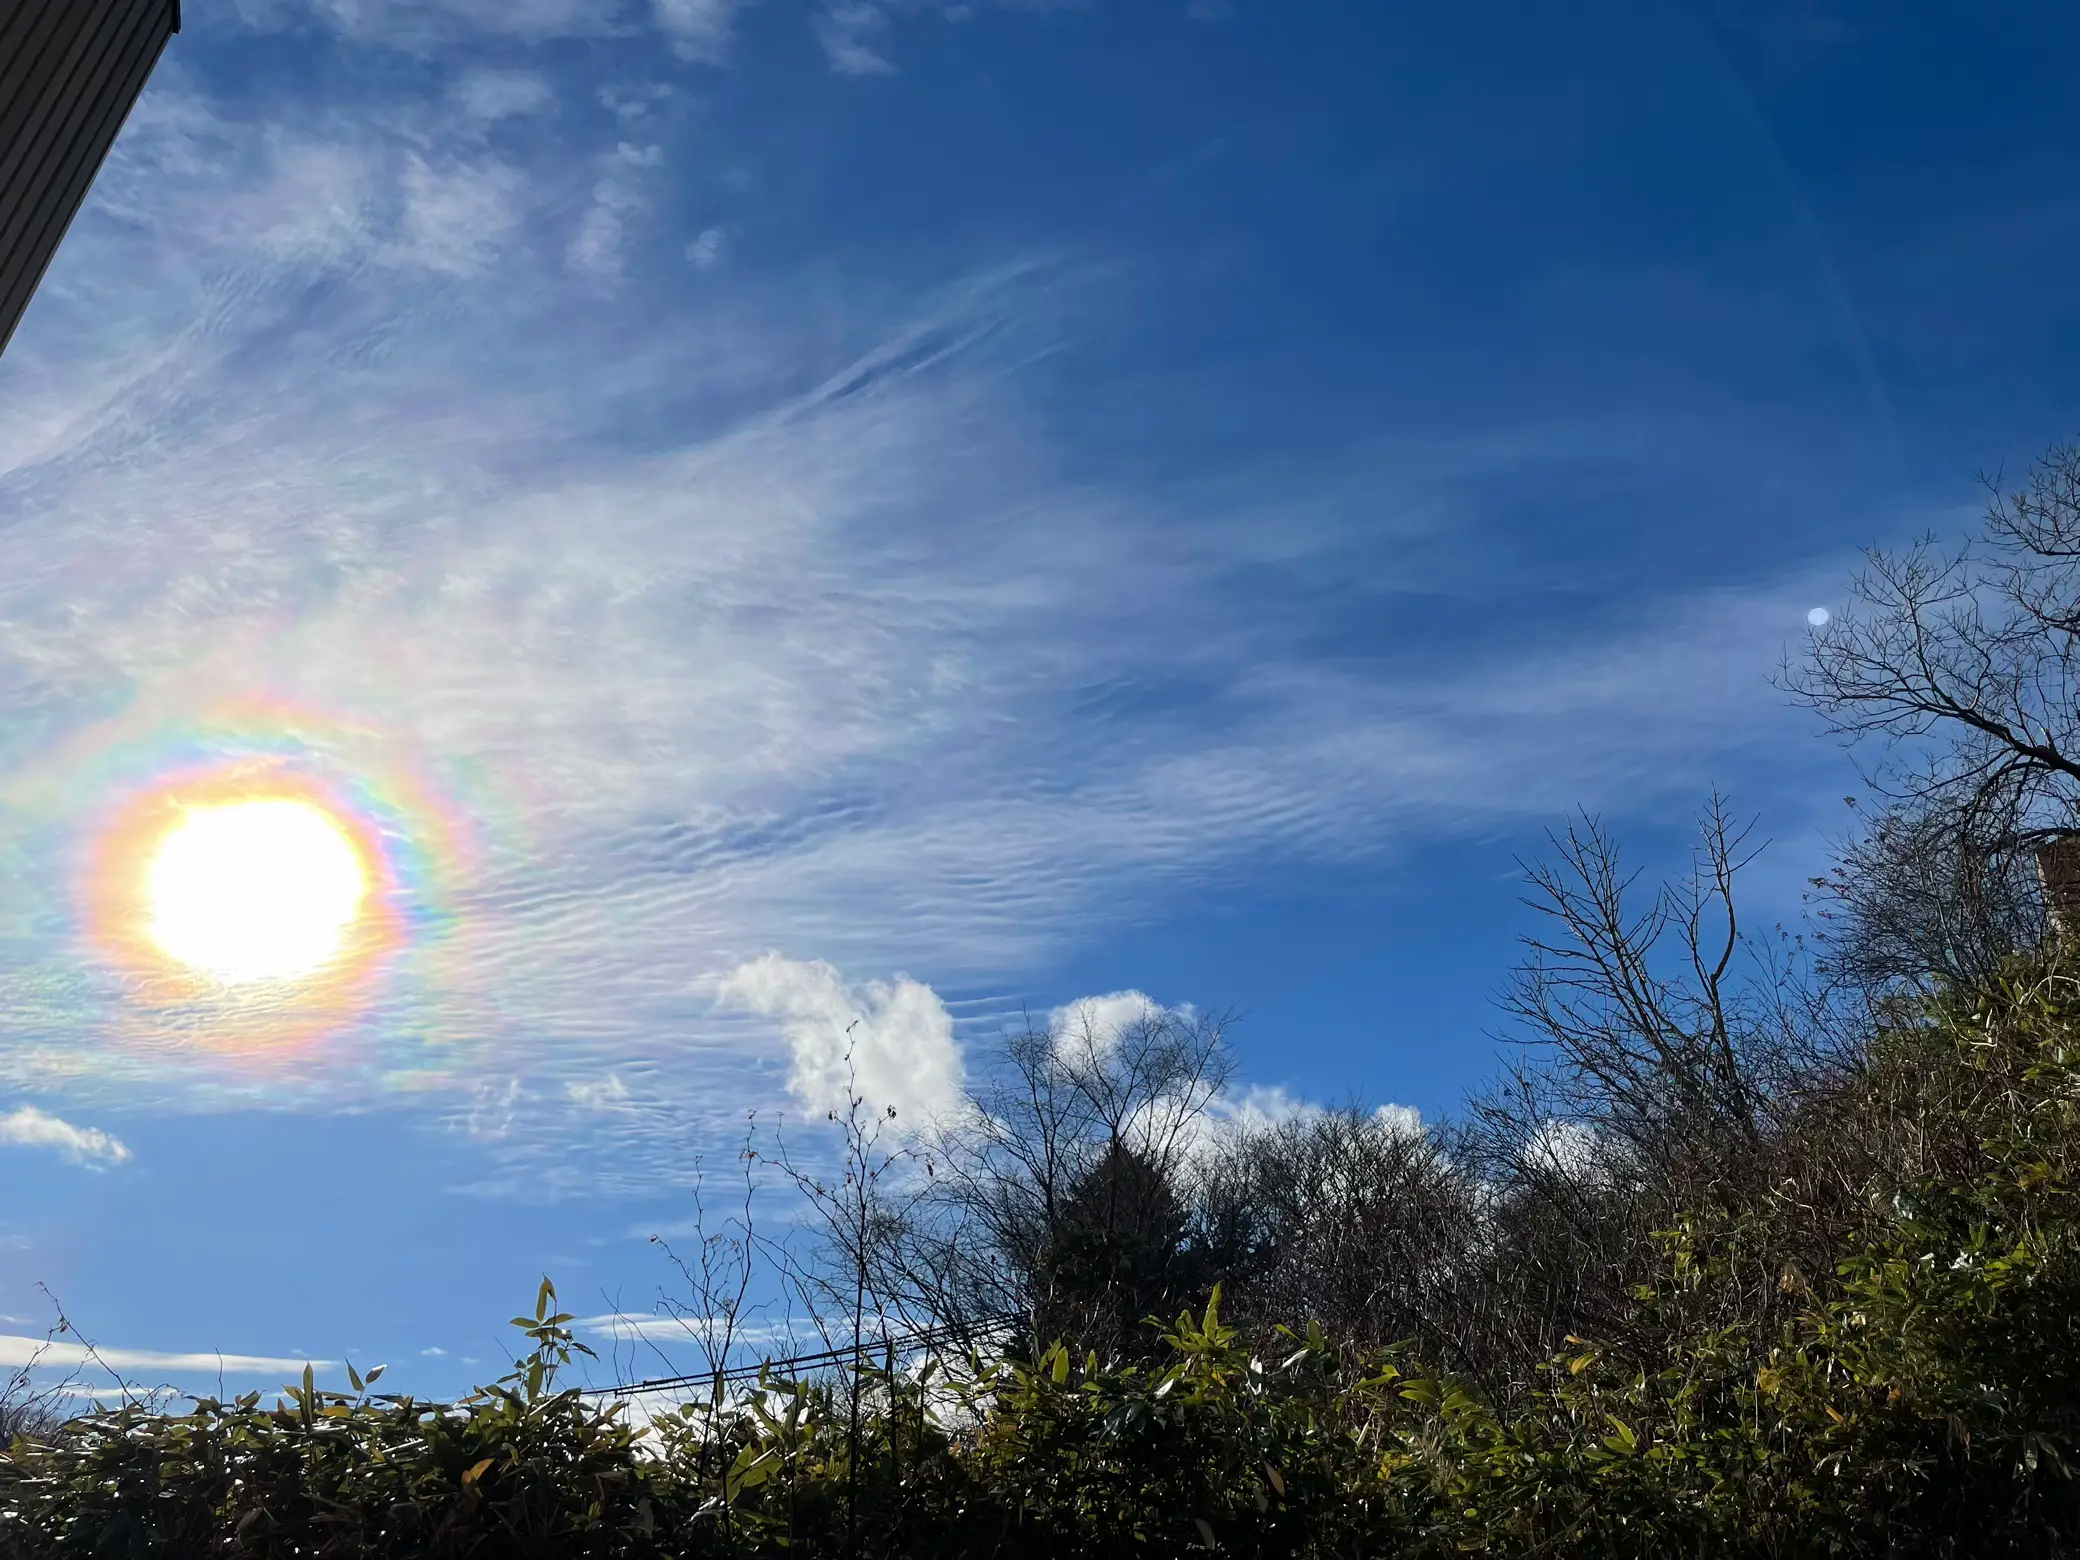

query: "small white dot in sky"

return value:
[1807, 607, 1831, 627]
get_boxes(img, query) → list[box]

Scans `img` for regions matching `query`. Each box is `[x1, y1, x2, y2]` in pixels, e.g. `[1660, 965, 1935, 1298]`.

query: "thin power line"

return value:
[594, 1314, 1022, 1399]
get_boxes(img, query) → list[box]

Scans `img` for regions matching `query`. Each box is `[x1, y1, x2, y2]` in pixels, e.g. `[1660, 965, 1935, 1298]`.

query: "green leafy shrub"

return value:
[7, 965, 2080, 1557]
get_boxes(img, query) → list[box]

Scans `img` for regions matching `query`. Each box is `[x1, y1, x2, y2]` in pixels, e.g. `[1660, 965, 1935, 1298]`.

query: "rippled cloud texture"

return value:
[0, 1, 1832, 1195]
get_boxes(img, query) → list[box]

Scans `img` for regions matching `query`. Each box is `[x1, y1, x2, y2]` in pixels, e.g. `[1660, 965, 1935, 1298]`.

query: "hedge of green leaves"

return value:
[7, 967, 2080, 1558]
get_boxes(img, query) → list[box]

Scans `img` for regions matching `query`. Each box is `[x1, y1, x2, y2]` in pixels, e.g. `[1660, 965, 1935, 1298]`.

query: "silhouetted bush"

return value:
[8, 955, 2080, 1556]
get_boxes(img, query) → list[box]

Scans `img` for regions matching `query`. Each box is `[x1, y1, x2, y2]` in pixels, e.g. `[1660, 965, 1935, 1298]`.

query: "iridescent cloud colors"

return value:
[73, 698, 469, 1058]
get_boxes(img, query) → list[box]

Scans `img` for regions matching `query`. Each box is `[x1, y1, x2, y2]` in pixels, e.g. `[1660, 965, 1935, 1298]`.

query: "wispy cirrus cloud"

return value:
[0, 1333, 321, 1375]
[237, 0, 763, 66]
[233, 0, 625, 45]
[0, 42, 1843, 1198]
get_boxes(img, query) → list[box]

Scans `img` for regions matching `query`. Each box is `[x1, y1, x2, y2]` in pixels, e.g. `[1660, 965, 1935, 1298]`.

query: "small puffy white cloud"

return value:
[599, 82, 677, 122]
[686, 227, 726, 270]
[0, 1106, 130, 1168]
[567, 196, 631, 285]
[810, 0, 1060, 75]
[1525, 1119, 1601, 1180]
[717, 954, 963, 1126]
[1047, 989, 1171, 1058]
[654, 0, 759, 62]
[816, 1, 897, 74]
[1208, 1083, 1318, 1135]
[566, 149, 659, 288]
[420, 1346, 449, 1357]
[1374, 1102, 1425, 1139]
[1166, 1083, 1315, 1162]
[567, 1074, 632, 1110]
[452, 68, 556, 124]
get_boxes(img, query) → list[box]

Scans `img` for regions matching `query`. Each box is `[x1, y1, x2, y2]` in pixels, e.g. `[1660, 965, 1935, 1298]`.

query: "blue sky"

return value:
[1, 0, 2076, 1399]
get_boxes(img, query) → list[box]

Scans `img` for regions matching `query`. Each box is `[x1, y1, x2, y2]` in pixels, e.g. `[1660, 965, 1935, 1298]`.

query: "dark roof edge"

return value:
[171, 1, 181, 33]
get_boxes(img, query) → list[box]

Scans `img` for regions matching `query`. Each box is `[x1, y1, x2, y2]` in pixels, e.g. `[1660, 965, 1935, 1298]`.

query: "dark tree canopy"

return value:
[1808, 795, 2044, 997]
[1032, 1141, 1199, 1357]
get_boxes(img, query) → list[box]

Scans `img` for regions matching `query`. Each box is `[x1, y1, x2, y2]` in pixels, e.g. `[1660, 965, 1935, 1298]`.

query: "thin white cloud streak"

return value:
[241, 0, 759, 65]
[241, 0, 1057, 71]
[0, 1334, 324, 1374]
[236, 0, 625, 45]
[579, 1311, 800, 1346]
[0, 1107, 130, 1167]
[0, 67, 1852, 1193]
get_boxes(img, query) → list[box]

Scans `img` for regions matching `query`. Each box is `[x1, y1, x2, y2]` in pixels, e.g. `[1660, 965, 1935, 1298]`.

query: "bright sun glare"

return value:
[145, 798, 368, 983]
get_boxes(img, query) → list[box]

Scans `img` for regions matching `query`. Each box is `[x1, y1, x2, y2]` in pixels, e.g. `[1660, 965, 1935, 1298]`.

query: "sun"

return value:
[144, 797, 369, 983]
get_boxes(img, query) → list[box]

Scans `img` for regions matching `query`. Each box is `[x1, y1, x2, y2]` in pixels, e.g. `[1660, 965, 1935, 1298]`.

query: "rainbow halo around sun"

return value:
[145, 797, 368, 983]
[72, 700, 473, 1057]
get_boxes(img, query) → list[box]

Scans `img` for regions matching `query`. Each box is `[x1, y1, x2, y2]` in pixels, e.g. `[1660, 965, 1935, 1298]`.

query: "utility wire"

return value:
[593, 1313, 1023, 1399]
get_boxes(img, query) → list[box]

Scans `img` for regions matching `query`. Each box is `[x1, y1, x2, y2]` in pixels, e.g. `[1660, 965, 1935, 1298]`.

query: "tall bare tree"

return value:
[1783, 442, 2080, 981]
[890, 1001, 1234, 1354]
[1426, 795, 1848, 1390]
[1492, 793, 1820, 1168]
